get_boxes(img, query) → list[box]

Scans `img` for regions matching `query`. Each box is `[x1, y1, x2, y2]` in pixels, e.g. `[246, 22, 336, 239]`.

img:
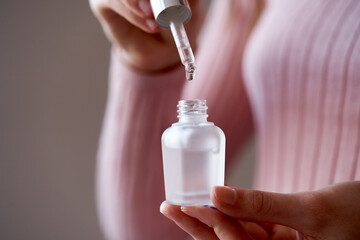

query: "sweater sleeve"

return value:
[96, 1, 256, 239]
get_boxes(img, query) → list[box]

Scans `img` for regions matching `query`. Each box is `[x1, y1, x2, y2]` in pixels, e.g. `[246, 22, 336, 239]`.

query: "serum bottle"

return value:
[161, 99, 225, 206]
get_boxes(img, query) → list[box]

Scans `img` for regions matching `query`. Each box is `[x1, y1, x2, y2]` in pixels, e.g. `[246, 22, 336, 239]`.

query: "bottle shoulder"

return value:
[163, 122, 224, 135]
[172, 121, 214, 127]
[162, 122, 225, 150]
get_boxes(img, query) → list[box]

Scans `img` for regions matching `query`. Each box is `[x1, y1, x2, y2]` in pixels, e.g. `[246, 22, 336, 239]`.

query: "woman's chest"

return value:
[243, 0, 360, 120]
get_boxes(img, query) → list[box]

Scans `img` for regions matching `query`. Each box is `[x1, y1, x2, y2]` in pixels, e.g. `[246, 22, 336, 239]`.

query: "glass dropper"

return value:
[164, 7, 195, 81]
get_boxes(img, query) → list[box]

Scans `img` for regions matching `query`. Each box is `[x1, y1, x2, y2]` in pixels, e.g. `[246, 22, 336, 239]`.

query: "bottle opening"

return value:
[177, 99, 208, 119]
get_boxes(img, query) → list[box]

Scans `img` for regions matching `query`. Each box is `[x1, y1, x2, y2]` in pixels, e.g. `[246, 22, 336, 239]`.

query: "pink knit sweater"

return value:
[96, 0, 360, 239]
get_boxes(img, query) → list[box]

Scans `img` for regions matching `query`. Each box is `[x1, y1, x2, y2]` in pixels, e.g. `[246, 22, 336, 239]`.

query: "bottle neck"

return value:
[177, 99, 208, 123]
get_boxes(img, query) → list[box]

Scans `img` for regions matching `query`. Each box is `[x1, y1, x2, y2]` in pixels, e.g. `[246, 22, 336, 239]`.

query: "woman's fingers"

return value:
[211, 186, 314, 231]
[160, 202, 218, 240]
[120, 0, 153, 17]
[211, 183, 360, 239]
[270, 224, 298, 239]
[162, 183, 360, 239]
[180, 205, 255, 240]
[109, 0, 160, 33]
[239, 221, 271, 240]
[90, 0, 205, 71]
[91, 0, 160, 34]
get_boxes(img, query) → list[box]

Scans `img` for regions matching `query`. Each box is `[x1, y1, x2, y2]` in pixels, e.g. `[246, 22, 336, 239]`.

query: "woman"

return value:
[89, 0, 360, 239]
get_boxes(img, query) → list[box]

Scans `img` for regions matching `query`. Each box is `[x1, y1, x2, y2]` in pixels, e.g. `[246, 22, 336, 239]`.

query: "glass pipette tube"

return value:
[169, 19, 196, 81]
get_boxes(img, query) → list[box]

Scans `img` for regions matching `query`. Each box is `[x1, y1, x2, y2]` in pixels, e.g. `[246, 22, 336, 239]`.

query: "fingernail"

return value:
[139, 0, 153, 16]
[160, 201, 166, 213]
[214, 186, 237, 205]
[180, 207, 198, 219]
[180, 206, 188, 213]
[145, 19, 158, 31]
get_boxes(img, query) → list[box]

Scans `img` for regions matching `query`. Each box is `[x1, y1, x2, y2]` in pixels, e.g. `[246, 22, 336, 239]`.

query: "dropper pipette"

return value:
[150, 0, 195, 81]
[169, 18, 195, 80]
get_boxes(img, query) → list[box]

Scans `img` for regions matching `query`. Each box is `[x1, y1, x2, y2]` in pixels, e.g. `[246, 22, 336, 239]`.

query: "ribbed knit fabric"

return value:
[96, 0, 360, 239]
[245, 0, 360, 193]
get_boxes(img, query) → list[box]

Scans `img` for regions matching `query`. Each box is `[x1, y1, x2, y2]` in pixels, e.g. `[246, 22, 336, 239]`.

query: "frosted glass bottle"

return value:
[161, 99, 225, 206]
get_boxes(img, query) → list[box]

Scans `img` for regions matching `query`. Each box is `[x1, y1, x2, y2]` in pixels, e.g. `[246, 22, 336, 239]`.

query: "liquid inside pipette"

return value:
[169, 18, 196, 81]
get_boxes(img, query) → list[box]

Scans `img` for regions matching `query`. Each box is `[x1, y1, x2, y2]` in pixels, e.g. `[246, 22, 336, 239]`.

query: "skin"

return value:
[89, 0, 205, 73]
[160, 181, 360, 239]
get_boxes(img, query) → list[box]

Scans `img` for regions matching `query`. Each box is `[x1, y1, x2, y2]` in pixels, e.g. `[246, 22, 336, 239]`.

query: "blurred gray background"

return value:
[0, 0, 255, 239]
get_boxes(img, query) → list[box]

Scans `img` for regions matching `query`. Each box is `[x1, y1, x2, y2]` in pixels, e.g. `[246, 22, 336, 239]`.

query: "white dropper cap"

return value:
[150, 0, 196, 80]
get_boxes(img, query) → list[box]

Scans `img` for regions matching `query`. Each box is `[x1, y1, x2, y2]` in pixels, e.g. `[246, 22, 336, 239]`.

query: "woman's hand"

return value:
[89, 0, 205, 72]
[160, 181, 360, 239]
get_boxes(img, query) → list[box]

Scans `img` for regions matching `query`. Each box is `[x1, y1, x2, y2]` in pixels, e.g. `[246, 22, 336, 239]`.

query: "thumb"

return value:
[211, 186, 316, 231]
